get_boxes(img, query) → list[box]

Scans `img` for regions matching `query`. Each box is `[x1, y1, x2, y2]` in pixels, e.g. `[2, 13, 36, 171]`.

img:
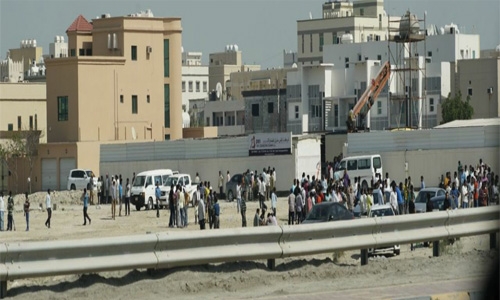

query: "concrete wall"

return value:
[375, 147, 499, 188]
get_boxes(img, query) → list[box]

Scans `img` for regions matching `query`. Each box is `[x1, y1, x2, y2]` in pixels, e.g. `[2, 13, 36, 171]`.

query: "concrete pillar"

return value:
[490, 233, 497, 250]
[0, 280, 7, 299]
[267, 259, 275, 270]
[360, 249, 368, 265]
[433, 240, 440, 257]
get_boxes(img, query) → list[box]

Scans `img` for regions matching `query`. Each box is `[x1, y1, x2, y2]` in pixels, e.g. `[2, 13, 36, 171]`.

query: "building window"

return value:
[182, 81, 186, 92]
[35, 114, 38, 130]
[163, 39, 170, 77]
[358, 54, 362, 61]
[86, 48, 92, 56]
[120, 95, 124, 103]
[468, 87, 472, 96]
[29, 116, 33, 130]
[252, 104, 259, 117]
[188, 81, 193, 92]
[164, 84, 170, 127]
[427, 51, 432, 57]
[131, 45, 137, 61]
[301, 35, 304, 53]
[17, 116, 21, 130]
[429, 98, 434, 112]
[360, 8, 364, 16]
[203, 81, 207, 92]
[334, 104, 338, 127]
[196, 81, 200, 92]
[268, 102, 274, 114]
[345, 57, 350, 68]
[377, 54, 382, 60]
[164, 134, 170, 140]
[309, 34, 313, 52]
[132, 95, 138, 114]
[295, 105, 299, 119]
[377, 101, 382, 115]
[79, 49, 85, 56]
[7, 124, 13, 131]
[57, 96, 68, 121]
[147, 95, 150, 103]
[70, 49, 76, 57]
[319, 33, 324, 52]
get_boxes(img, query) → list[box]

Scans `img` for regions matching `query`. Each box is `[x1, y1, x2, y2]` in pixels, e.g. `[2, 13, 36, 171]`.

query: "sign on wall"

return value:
[248, 132, 292, 156]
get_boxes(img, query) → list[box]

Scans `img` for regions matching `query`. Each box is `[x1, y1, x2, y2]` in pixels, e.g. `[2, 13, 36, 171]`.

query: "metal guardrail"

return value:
[1, 206, 499, 298]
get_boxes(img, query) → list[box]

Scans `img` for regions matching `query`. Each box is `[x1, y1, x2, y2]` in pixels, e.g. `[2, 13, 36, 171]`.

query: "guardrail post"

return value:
[360, 249, 368, 266]
[490, 233, 497, 250]
[267, 259, 275, 270]
[0, 280, 6, 299]
[433, 241, 440, 257]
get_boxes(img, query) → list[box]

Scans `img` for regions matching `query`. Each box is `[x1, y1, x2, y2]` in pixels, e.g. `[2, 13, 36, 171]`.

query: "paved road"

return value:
[263, 277, 487, 300]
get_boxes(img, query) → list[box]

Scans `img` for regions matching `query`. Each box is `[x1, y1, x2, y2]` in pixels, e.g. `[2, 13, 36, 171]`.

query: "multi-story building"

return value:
[0, 82, 46, 192]
[297, 0, 399, 65]
[208, 45, 260, 100]
[449, 56, 500, 121]
[8, 12, 183, 193]
[181, 49, 208, 110]
[48, 36, 69, 59]
[8, 39, 43, 75]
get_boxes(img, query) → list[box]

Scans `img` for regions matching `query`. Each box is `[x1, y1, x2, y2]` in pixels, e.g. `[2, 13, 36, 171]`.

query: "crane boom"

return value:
[347, 61, 391, 132]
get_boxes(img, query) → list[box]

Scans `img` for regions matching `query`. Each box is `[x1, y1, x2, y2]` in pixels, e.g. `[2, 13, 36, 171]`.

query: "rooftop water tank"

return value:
[399, 10, 420, 39]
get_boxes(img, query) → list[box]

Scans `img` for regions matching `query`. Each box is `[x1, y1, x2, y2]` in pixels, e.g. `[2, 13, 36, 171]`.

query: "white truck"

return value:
[159, 173, 196, 207]
[130, 169, 174, 211]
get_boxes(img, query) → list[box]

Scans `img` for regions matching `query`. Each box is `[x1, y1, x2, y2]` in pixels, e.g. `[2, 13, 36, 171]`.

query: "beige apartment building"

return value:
[297, 0, 399, 64]
[8, 13, 183, 193]
[209, 46, 260, 100]
[448, 56, 500, 121]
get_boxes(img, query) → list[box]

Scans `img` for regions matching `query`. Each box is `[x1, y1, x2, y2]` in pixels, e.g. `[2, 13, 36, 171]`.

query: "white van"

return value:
[130, 169, 174, 211]
[334, 154, 383, 191]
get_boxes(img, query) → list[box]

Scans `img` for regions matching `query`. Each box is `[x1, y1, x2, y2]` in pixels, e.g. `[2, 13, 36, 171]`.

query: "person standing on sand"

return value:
[0, 192, 4, 231]
[45, 189, 52, 228]
[24, 192, 30, 231]
[125, 178, 131, 216]
[82, 188, 91, 226]
[7, 191, 14, 231]
[253, 208, 260, 227]
[241, 191, 247, 227]
[110, 179, 117, 220]
[198, 196, 205, 230]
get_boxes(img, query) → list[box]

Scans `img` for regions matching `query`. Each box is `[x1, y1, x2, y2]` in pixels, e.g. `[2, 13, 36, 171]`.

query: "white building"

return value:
[49, 35, 68, 58]
[181, 49, 209, 111]
[297, 0, 400, 65]
[0, 52, 24, 82]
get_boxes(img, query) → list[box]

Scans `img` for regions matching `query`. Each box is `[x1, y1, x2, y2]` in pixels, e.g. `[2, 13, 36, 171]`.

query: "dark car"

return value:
[429, 195, 457, 211]
[225, 173, 243, 201]
[302, 202, 354, 224]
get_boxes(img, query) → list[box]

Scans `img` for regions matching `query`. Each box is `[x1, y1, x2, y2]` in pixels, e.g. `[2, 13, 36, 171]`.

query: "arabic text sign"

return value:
[248, 132, 292, 156]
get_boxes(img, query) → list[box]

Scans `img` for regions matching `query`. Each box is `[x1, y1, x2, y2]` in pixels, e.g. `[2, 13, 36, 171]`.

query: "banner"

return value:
[248, 132, 292, 156]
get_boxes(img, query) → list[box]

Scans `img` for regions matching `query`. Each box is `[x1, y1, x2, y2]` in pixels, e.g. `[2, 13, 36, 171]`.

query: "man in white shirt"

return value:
[461, 183, 469, 208]
[236, 181, 242, 214]
[45, 189, 52, 228]
[0, 193, 4, 231]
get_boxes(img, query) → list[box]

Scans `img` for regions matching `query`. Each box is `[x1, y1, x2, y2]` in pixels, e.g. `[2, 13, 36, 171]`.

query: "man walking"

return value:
[45, 189, 52, 228]
[125, 178, 131, 216]
[82, 188, 91, 225]
[104, 173, 110, 204]
[218, 171, 224, 200]
[24, 192, 30, 231]
[241, 191, 247, 227]
[110, 179, 117, 220]
[213, 196, 220, 229]
[89, 173, 95, 205]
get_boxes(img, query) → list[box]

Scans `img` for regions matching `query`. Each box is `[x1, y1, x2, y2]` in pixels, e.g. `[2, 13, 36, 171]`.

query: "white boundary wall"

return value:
[100, 135, 321, 192]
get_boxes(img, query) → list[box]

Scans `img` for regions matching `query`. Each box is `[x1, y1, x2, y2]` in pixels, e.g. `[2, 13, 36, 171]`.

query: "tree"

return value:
[440, 91, 474, 124]
[0, 128, 42, 193]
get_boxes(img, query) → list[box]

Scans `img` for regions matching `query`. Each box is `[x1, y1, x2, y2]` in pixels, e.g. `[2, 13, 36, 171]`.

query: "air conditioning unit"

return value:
[146, 46, 152, 53]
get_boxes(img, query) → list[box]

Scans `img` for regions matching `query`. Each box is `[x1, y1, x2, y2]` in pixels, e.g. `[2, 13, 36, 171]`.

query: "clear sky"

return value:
[1, 0, 499, 68]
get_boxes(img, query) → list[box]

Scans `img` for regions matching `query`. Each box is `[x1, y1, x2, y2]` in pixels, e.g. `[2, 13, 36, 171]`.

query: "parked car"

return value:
[415, 187, 446, 213]
[302, 202, 354, 224]
[226, 173, 243, 202]
[159, 173, 196, 207]
[67, 169, 98, 190]
[368, 204, 400, 256]
[130, 169, 174, 211]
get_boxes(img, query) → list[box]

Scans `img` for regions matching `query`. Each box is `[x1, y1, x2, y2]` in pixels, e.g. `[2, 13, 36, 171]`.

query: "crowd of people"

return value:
[1, 159, 497, 233]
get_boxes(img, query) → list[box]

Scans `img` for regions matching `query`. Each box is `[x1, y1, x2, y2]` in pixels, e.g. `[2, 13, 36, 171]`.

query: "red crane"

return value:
[347, 61, 391, 132]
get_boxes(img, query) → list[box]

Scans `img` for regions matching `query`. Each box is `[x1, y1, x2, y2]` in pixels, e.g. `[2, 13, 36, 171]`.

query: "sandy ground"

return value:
[1, 191, 498, 299]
